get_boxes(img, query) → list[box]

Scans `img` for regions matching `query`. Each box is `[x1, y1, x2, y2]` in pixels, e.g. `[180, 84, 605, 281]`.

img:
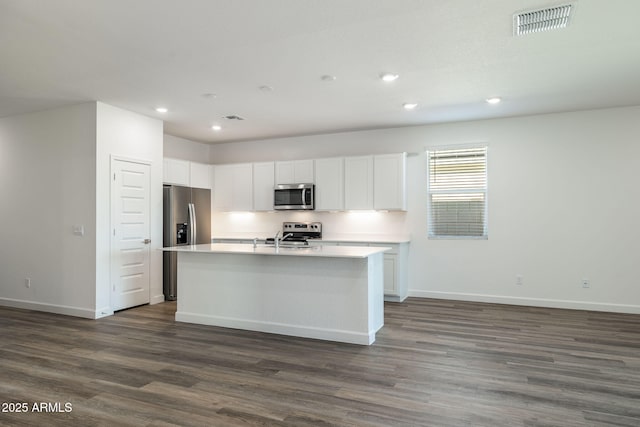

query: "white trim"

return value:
[110, 154, 153, 166]
[109, 156, 153, 312]
[408, 290, 640, 314]
[0, 298, 99, 319]
[176, 311, 377, 345]
[150, 294, 166, 305]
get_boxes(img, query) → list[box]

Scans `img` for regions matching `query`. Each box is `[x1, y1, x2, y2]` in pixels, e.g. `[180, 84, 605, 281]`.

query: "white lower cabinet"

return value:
[371, 243, 408, 302]
[320, 240, 408, 302]
[210, 237, 409, 301]
[383, 255, 397, 295]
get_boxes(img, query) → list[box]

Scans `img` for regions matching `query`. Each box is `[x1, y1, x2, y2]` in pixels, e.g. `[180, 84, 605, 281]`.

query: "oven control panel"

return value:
[283, 222, 322, 238]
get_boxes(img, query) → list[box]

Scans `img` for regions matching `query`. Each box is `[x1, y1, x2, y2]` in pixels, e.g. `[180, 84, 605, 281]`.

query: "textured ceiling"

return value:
[1, 0, 640, 143]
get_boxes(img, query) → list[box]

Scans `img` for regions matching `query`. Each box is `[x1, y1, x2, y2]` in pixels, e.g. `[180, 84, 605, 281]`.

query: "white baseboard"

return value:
[408, 290, 640, 314]
[176, 311, 376, 345]
[150, 294, 166, 305]
[0, 297, 98, 319]
[95, 306, 114, 318]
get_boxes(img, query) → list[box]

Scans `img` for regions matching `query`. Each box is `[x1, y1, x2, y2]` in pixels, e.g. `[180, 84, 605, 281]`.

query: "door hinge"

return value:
[113, 173, 116, 181]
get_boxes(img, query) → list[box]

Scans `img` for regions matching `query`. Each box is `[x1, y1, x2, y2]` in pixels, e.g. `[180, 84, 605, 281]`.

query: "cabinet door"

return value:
[374, 153, 407, 210]
[212, 165, 233, 211]
[344, 156, 373, 210]
[190, 162, 211, 189]
[314, 157, 344, 211]
[383, 255, 397, 295]
[293, 159, 314, 183]
[253, 162, 275, 211]
[212, 163, 253, 211]
[275, 160, 314, 184]
[275, 161, 295, 184]
[231, 163, 253, 211]
[163, 158, 190, 186]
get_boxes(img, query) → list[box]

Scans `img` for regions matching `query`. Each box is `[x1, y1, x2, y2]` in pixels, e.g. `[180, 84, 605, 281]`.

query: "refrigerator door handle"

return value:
[188, 203, 197, 244]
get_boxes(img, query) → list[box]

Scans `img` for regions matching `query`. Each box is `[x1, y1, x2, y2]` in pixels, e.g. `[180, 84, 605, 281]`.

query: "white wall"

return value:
[96, 102, 164, 315]
[0, 103, 98, 317]
[0, 102, 164, 319]
[205, 106, 640, 314]
[164, 134, 210, 161]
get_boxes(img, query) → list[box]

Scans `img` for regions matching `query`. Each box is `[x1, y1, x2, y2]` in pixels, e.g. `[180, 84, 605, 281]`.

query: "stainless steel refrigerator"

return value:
[163, 185, 211, 301]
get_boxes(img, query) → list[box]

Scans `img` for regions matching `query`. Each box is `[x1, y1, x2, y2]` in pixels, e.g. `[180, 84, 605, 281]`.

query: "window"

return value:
[427, 145, 488, 238]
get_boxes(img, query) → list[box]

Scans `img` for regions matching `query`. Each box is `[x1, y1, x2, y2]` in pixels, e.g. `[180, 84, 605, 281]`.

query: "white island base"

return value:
[170, 244, 386, 345]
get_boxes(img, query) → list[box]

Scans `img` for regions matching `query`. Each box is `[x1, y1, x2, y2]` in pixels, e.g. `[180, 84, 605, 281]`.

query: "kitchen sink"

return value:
[261, 243, 312, 249]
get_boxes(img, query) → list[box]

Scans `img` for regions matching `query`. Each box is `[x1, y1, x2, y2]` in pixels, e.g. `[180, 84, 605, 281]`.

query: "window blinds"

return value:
[428, 146, 487, 238]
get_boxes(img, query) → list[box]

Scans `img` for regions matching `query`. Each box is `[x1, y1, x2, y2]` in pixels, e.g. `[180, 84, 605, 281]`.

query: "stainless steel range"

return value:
[282, 221, 322, 240]
[265, 222, 322, 247]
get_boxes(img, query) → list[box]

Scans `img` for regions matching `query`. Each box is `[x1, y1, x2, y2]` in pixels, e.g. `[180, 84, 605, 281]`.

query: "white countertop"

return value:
[211, 233, 411, 244]
[319, 234, 410, 244]
[162, 243, 391, 258]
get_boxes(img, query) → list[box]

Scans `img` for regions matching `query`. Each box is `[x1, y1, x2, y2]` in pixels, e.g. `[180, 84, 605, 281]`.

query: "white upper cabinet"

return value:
[374, 153, 407, 211]
[253, 162, 275, 211]
[314, 157, 344, 211]
[275, 160, 314, 184]
[202, 152, 405, 212]
[163, 158, 190, 186]
[163, 158, 212, 189]
[344, 156, 374, 210]
[212, 163, 253, 211]
[189, 162, 211, 189]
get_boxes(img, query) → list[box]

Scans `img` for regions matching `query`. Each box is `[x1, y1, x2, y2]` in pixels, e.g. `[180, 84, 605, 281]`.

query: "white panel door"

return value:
[111, 159, 151, 311]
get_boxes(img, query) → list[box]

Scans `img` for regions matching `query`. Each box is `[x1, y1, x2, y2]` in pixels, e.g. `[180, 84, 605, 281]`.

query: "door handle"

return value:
[143, 238, 151, 244]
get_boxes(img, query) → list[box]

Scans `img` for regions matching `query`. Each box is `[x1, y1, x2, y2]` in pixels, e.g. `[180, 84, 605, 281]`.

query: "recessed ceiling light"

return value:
[486, 97, 502, 104]
[403, 103, 418, 110]
[380, 73, 399, 82]
[321, 75, 336, 82]
[211, 125, 222, 131]
[155, 107, 168, 113]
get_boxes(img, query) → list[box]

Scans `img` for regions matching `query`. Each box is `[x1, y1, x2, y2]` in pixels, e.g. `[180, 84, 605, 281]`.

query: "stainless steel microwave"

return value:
[274, 183, 315, 210]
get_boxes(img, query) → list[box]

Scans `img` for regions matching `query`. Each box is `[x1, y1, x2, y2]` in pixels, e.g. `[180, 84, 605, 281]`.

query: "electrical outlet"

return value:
[516, 275, 523, 286]
[581, 279, 590, 288]
[25, 278, 31, 288]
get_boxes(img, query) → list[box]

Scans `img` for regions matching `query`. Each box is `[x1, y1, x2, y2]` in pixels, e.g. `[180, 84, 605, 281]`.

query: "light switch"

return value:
[73, 225, 85, 236]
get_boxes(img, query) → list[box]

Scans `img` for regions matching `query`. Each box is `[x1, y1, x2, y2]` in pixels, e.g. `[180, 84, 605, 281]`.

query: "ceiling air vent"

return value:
[514, 3, 574, 36]
[222, 115, 245, 121]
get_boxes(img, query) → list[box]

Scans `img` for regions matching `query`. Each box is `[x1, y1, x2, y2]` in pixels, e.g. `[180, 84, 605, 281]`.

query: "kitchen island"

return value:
[162, 243, 389, 345]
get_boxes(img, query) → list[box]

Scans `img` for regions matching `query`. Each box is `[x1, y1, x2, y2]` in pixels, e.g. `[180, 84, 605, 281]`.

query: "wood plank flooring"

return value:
[1, 298, 639, 426]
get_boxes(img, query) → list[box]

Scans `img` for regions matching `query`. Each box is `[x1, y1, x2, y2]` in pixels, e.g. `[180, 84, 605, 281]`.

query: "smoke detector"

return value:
[514, 3, 574, 36]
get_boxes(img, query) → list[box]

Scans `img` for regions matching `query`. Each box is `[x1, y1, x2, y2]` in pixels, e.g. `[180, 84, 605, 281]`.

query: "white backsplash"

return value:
[211, 211, 409, 238]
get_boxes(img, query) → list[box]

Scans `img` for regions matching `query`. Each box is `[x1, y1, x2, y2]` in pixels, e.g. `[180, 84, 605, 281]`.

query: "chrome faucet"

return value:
[274, 231, 293, 249]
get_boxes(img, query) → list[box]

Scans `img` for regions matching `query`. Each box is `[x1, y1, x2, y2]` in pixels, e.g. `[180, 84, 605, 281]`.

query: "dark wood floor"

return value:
[1, 298, 639, 427]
